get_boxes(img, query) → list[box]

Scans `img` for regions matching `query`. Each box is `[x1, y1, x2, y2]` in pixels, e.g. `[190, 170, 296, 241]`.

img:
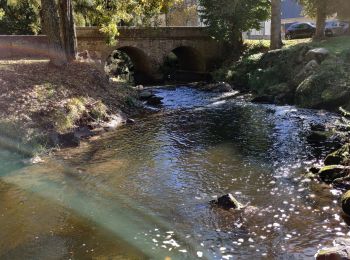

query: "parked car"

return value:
[285, 22, 316, 40]
[325, 20, 349, 36]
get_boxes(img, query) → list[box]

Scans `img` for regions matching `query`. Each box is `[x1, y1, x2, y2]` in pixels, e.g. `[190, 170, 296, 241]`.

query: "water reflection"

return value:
[0, 87, 348, 259]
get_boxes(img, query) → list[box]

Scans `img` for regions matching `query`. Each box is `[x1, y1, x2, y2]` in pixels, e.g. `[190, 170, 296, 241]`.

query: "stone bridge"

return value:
[77, 27, 225, 81]
[0, 26, 225, 82]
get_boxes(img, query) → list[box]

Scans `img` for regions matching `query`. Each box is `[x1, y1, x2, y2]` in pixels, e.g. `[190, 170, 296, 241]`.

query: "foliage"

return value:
[0, 0, 40, 34]
[76, 0, 182, 44]
[166, 0, 198, 26]
[198, 0, 270, 51]
[105, 50, 135, 83]
[298, 0, 350, 20]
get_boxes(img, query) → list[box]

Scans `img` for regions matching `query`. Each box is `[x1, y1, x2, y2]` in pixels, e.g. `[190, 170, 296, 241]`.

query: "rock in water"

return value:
[212, 194, 243, 210]
[342, 191, 350, 216]
[316, 238, 350, 260]
[146, 96, 163, 106]
[251, 95, 274, 104]
[325, 144, 350, 166]
[318, 165, 350, 184]
[139, 90, 153, 100]
[213, 82, 233, 93]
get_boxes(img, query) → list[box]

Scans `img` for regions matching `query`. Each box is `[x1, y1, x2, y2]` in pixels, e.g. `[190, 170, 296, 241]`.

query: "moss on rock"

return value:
[324, 144, 350, 166]
[295, 57, 350, 110]
[342, 191, 350, 216]
[318, 165, 349, 183]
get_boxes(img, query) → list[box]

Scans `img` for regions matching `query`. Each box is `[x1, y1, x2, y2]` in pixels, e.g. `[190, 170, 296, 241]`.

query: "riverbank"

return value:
[215, 36, 350, 111]
[0, 59, 142, 158]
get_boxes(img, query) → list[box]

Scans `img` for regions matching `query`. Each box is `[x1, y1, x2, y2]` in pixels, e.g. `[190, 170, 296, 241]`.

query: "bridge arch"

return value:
[168, 46, 206, 72]
[106, 46, 154, 84]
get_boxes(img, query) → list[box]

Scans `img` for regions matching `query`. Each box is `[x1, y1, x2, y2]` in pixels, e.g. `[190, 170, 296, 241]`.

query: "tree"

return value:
[198, 0, 270, 54]
[41, 0, 67, 66]
[270, 0, 282, 50]
[334, 0, 350, 22]
[313, 0, 328, 39]
[166, 0, 198, 26]
[59, 0, 77, 61]
[298, 0, 333, 40]
[86, 0, 182, 44]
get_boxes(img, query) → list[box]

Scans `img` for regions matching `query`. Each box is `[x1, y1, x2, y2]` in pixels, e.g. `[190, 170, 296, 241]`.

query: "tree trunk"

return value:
[59, 0, 77, 61]
[314, 0, 327, 40]
[270, 0, 282, 50]
[41, 0, 67, 66]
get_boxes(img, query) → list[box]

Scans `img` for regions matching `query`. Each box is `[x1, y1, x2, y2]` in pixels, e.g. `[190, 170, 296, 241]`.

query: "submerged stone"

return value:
[211, 194, 243, 210]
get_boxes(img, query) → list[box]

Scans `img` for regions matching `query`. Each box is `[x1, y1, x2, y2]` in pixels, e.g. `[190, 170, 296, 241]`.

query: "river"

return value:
[0, 86, 348, 259]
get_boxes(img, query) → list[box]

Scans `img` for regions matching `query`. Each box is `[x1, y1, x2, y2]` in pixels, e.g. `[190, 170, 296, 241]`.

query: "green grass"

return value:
[244, 38, 311, 50]
[307, 36, 350, 55]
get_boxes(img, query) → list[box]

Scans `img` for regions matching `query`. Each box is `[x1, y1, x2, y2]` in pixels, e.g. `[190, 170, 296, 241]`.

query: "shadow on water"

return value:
[0, 86, 347, 259]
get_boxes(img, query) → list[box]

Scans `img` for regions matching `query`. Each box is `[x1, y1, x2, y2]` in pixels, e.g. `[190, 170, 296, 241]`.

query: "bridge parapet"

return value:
[76, 26, 211, 40]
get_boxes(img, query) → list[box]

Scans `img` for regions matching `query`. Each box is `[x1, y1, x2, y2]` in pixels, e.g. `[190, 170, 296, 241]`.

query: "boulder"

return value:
[310, 123, 326, 132]
[50, 132, 80, 148]
[77, 50, 91, 60]
[146, 96, 163, 106]
[139, 90, 153, 100]
[135, 85, 144, 91]
[212, 82, 233, 93]
[251, 95, 274, 104]
[341, 191, 350, 216]
[211, 194, 243, 210]
[296, 45, 311, 64]
[296, 60, 319, 81]
[316, 238, 350, 260]
[305, 48, 330, 64]
[103, 113, 126, 130]
[318, 165, 350, 184]
[126, 118, 136, 124]
[324, 144, 350, 166]
[198, 82, 233, 92]
[264, 83, 293, 104]
[295, 59, 350, 110]
[309, 166, 321, 174]
[74, 126, 95, 139]
[307, 130, 332, 142]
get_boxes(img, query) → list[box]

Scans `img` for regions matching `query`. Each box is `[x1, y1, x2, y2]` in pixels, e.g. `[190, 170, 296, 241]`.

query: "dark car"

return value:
[285, 22, 316, 40]
[325, 20, 349, 36]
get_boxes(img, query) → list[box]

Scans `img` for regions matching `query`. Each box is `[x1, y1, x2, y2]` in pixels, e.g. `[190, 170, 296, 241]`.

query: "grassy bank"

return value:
[216, 36, 350, 111]
[0, 59, 140, 157]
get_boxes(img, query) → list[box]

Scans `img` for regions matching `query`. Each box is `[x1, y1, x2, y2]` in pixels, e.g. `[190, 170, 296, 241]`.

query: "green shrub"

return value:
[53, 97, 87, 133]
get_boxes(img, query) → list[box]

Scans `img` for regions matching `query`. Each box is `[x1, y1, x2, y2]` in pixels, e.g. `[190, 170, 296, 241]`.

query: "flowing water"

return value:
[0, 86, 349, 259]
